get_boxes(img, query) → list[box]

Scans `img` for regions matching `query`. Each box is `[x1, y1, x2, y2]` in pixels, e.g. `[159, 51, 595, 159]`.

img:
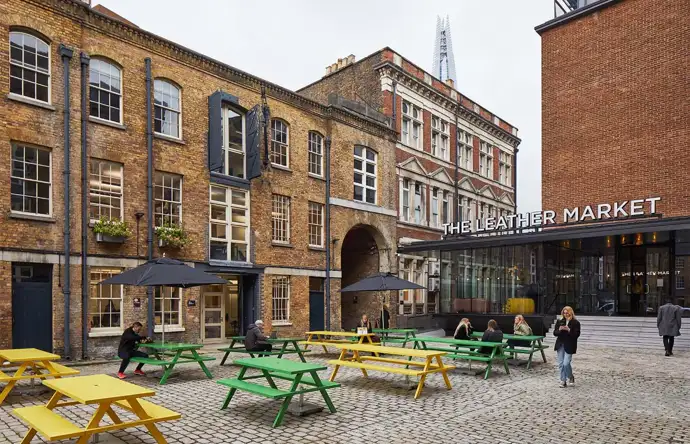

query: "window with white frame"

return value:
[442, 191, 450, 225]
[676, 257, 685, 269]
[440, 120, 449, 161]
[677, 276, 685, 290]
[154, 79, 181, 138]
[465, 198, 473, 221]
[458, 130, 473, 171]
[11, 144, 51, 216]
[89, 159, 123, 221]
[459, 196, 467, 222]
[89, 268, 123, 330]
[401, 101, 423, 149]
[272, 276, 290, 323]
[431, 116, 440, 157]
[431, 188, 439, 227]
[308, 131, 323, 177]
[414, 183, 423, 225]
[308, 201, 324, 247]
[220, 106, 245, 178]
[400, 258, 426, 314]
[270, 119, 289, 167]
[209, 186, 249, 262]
[154, 286, 181, 327]
[154, 172, 182, 227]
[272, 194, 290, 243]
[9, 31, 50, 103]
[479, 203, 486, 221]
[89, 58, 122, 123]
[354, 146, 376, 204]
[401, 179, 410, 221]
[479, 141, 493, 179]
[499, 151, 512, 186]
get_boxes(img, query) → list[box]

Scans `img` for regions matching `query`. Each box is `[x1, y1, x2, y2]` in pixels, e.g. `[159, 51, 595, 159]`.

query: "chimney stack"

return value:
[445, 78, 455, 88]
[324, 54, 357, 77]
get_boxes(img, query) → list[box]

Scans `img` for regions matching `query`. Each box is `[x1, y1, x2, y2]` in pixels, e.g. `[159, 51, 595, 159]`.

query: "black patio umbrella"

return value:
[341, 273, 425, 330]
[100, 257, 226, 341]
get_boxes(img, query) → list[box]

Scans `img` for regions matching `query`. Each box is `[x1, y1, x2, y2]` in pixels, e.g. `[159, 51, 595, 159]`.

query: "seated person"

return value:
[453, 318, 474, 340]
[507, 314, 533, 348]
[479, 319, 504, 355]
[245, 320, 272, 353]
[117, 321, 151, 379]
[357, 314, 372, 333]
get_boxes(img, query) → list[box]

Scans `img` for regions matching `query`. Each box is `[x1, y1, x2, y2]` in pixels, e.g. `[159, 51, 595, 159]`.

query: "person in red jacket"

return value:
[553, 306, 581, 388]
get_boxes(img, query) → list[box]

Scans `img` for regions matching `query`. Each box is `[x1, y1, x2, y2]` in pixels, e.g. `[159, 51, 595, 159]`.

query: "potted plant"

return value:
[155, 223, 188, 248]
[93, 217, 132, 243]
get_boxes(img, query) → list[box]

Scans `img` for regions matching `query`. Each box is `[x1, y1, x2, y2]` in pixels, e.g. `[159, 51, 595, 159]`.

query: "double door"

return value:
[202, 276, 240, 343]
[618, 245, 670, 316]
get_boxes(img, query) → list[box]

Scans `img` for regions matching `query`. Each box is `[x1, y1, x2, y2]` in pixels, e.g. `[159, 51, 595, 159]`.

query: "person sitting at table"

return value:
[507, 315, 533, 348]
[357, 314, 372, 333]
[245, 320, 272, 353]
[117, 322, 150, 379]
[453, 318, 474, 340]
[479, 319, 504, 355]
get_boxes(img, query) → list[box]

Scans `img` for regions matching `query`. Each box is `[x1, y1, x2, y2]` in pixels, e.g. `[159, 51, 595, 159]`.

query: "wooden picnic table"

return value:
[0, 348, 79, 404]
[13, 374, 180, 443]
[217, 357, 339, 427]
[470, 332, 547, 369]
[302, 331, 378, 353]
[135, 342, 215, 384]
[219, 336, 310, 365]
[410, 337, 509, 380]
[328, 343, 454, 399]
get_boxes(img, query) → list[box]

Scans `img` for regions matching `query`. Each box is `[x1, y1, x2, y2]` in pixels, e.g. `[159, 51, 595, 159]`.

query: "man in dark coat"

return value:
[245, 320, 272, 352]
[117, 322, 150, 379]
[657, 299, 682, 356]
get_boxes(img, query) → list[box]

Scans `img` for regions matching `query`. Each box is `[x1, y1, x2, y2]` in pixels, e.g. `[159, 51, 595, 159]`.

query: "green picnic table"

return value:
[410, 337, 509, 380]
[348, 328, 417, 347]
[134, 342, 215, 384]
[217, 357, 339, 427]
[470, 332, 547, 369]
[218, 337, 310, 365]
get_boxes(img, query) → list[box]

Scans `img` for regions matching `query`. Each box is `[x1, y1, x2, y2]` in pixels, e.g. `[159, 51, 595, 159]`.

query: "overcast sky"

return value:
[96, 0, 552, 213]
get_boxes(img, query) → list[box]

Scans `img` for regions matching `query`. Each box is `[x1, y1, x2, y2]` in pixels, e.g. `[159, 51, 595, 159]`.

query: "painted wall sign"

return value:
[443, 197, 661, 236]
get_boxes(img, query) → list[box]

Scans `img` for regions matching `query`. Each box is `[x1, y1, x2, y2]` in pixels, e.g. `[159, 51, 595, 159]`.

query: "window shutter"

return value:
[246, 105, 262, 180]
[208, 91, 223, 172]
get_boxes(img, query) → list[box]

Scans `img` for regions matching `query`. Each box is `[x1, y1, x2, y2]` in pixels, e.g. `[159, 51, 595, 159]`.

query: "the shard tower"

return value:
[432, 15, 457, 84]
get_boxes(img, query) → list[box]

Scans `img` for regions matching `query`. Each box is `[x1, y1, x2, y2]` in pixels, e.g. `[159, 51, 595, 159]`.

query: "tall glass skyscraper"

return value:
[432, 15, 457, 83]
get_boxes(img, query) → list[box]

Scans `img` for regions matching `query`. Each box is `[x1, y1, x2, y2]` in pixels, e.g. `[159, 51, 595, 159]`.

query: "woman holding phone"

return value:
[553, 306, 581, 388]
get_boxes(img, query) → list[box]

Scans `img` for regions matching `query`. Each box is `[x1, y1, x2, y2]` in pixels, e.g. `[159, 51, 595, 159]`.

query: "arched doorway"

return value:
[340, 225, 386, 330]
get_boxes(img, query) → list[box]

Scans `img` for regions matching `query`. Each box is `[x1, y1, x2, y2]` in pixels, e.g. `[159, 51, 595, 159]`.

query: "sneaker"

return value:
[569, 375, 575, 385]
[133, 369, 146, 376]
[559, 380, 567, 388]
[117, 372, 127, 379]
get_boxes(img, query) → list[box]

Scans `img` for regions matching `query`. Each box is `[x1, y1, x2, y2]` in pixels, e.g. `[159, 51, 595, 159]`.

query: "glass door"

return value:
[618, 247, 645, 315]
[646, 246, 670, 315]
[202, 284, 224, 343]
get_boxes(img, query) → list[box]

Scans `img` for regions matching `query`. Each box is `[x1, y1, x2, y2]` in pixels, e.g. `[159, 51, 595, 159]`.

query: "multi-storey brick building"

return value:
[0, 0, 397, 358]
[299, 49, 520, 317]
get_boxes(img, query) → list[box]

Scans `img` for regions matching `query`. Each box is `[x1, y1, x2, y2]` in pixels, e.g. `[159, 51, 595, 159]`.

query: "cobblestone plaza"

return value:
[1, 344, 688, 444]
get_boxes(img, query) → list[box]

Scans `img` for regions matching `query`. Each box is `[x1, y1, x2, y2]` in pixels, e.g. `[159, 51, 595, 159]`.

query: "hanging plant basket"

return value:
[155, 224, 188, 249]
[93, 218, 132, 244]
[96, 233, 126, 244]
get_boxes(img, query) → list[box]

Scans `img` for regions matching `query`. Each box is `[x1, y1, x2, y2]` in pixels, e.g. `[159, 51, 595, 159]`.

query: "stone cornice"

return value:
[31, 0, 396, 141]
[376, 62, 521, 147]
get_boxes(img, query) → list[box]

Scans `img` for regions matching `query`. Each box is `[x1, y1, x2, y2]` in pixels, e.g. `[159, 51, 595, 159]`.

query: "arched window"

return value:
[89, 58, 122, 123]
[9, 31, 50, 103]
[307, 131, 323, 177]
[270, 119, 289, 167]
[154, 79, 181, 138]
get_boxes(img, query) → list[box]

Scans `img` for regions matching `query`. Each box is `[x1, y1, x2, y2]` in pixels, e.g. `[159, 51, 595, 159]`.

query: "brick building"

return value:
[299, 49, 520, 318]
[0, 0, 397, 358]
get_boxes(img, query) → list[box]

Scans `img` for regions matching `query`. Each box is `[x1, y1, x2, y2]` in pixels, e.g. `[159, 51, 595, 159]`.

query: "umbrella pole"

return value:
[161, 286, 165, 345]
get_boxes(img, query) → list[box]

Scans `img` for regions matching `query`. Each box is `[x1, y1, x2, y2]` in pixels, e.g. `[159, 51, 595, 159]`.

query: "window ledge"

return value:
[308, 246, 326, 252]
[308, 173, 326, 182]
[9, 212, 56, 223]
[7, 93, 56, 111]
[154, 133, 185, 145]
[89, 116, 127, 130]
[272, 322, 292, 327]
[154, 325, 185, 333]
[88, 328, 123, 338]
[270, 164, 293, 173]
[272, 242, 294, 248]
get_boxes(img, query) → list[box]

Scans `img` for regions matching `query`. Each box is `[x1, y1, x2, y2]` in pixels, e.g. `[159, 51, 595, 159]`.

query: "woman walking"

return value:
[553, 306, 581, 388]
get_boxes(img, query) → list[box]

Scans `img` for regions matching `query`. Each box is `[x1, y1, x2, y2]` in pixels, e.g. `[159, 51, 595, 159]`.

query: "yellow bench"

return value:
[328, 343, 455, 399]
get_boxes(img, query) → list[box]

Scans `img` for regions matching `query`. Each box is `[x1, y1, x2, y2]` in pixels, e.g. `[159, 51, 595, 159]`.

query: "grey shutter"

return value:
[208, 91, 223, 172]
[246, 105, 261, 180]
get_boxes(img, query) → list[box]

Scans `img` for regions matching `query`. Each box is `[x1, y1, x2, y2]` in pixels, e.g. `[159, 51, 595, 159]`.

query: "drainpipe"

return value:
[80, 53, 90, 358]
[453, 103, 460, 225]
[325, 137, 332, 330]
[59, 44, 73, 358]
[513, 146, 519, 212]
[391, 81, 397, 132]
[145, 58, 154, 337]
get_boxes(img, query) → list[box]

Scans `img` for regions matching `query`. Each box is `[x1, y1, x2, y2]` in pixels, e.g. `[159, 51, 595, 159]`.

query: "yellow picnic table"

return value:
[301, 330, 378, 353]
[0, 348, 79, 404]
[13, 374, 181, 443]
[328, 343, 455, 399]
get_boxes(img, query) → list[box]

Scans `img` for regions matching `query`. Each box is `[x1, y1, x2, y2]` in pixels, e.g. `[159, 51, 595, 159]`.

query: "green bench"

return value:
[470, 332, 548, 369]
[219, 336, 310, 365]
[131, 342, 215, 384]
[410, 337, 509, 380]
[218, 357, 339, 427]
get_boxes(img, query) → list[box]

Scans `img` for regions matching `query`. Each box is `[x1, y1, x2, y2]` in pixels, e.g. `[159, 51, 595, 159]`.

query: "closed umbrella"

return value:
[100, 257, 226, 343]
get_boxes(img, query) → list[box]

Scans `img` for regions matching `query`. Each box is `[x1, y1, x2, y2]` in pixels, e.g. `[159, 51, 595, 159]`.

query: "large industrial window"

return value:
[89, 159, 123, 221]
[354, 146, 376, 204]
[11, 144, 51, 216]
[89, 268, 123, 331]
[272, 276, 290, 323]
[9, 31, 50, 103]
[209, 186, 249, 262]
[89, 58, 122, 123]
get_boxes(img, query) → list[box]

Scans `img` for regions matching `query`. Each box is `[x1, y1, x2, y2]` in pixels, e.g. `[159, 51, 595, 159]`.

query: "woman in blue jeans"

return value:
[553, 306, 581, 388]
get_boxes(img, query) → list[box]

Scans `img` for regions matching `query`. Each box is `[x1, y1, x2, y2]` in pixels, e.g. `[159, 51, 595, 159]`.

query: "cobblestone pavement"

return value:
[1, 344, 688, 444]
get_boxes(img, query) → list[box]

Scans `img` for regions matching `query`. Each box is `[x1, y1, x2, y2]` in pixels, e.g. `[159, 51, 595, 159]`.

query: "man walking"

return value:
[657, 299, 682, 356]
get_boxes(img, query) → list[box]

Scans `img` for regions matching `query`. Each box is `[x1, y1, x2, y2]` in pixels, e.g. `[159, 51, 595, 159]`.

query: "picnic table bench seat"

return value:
[0, 362, 79, 382]
[13, 405, 83, 441]
[327, 359, 425, 377]
[113, 398, 181, 421]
